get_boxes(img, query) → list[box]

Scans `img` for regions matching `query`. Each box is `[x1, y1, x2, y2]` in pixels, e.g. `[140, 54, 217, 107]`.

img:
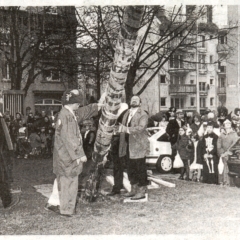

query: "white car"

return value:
[146, 127, 173, 173]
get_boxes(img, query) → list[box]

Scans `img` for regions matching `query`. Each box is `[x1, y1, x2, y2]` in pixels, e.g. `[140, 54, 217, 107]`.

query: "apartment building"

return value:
[138, 5, 228, 116]
[0, 6, 77, 117]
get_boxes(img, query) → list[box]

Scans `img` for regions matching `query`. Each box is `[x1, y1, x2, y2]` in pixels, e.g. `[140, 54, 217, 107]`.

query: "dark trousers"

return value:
[112, 155, 125, 192]
[203, 160, 218, 184]
[127, 157, 148, 186]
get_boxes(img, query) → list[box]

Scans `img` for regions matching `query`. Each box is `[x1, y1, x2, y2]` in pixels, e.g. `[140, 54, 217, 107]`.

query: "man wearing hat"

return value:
[166, 109, 185, 145]
[217, 117, 238, 186]
[46, 89, 101, 217]
[198, 121, 219, 184]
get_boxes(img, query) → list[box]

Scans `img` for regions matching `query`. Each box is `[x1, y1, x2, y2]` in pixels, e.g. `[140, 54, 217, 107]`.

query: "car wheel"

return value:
[156, 155, 173, 173]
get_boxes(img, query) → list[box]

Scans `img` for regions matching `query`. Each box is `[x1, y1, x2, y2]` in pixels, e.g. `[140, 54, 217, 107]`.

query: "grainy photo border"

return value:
[1, 0, 240, 239]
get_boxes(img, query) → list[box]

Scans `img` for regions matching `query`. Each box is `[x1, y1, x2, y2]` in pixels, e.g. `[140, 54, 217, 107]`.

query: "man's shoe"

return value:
[131, 186, 146, 200]
[106, 191, 120, 196]
[124, 184, 137, 198]
[44, 203, 60, 213]
[5, 195, 20, 210]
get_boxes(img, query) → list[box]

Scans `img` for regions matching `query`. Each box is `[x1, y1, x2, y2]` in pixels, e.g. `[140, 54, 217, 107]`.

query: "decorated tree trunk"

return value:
[84, 6, 145, 201]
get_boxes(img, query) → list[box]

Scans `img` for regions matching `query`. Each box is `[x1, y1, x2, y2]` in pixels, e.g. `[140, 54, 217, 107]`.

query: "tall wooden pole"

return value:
[84, 6, 145, 201]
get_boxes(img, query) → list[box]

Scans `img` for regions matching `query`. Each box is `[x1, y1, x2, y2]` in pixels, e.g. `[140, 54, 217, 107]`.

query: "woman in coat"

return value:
[217, 118, 239, 186]
[172, 126, 194, 180]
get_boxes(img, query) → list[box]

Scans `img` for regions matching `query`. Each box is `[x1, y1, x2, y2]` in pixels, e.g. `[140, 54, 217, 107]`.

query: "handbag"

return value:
[173, 151, 184, 168]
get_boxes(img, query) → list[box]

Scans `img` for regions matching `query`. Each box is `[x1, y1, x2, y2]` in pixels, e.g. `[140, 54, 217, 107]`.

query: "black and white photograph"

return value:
[0, 1, 240, 238]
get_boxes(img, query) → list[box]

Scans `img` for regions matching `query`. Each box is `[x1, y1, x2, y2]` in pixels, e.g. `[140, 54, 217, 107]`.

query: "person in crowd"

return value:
[199, 121, 219, 184]
[166, 109, 185, 145]
[118, 95, 149, 200]
[217, 117, 239, 186]
[165, 106, 176, 121]
[189, 134, 202, 182]
[231, 115, 240, 136]
[45, 89, 101, 217]
[3, 109, 13, 129]
[26, 111, 35, 137]
[39, 127, 47, 157]
[78, 119, 96, 191]
[217, 106, 228, 126]
[190, 114, 202, 136]
[16, 120, 31, 159]
[198, 112, 220, 138]
[46, 127, 55, 157]
[158, 114, 168, 130]
[172, 126, 194, 180]
[29, 127, 42, 156]
[0, 112, 19, 209]
[9, 112, 23, 151]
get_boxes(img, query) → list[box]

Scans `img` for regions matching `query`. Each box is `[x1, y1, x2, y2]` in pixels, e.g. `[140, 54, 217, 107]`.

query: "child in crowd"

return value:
[189, 134, 203, 182]
[29, 127, 42, 156]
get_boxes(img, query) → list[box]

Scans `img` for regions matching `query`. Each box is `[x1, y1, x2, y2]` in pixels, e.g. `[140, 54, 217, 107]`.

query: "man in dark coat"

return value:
[199, 121, 219, 184]
[166, 109, 185, 145]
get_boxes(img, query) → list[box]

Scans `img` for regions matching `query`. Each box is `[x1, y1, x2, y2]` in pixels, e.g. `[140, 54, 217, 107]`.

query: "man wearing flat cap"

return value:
[166, 109, 186, 145]
[46, 89, 101, 217]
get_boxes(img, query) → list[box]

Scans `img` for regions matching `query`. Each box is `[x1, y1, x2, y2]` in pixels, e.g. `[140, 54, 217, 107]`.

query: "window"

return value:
[190, 97, 195, 106]
[209, 55, 213, 64]
[190, 75, 195, 84]
[170, 75, 183, 84]
[199, 82, 206, 91]
[219, 35, 227, 44]
[160, 75, 166, 83]
[160, 98, 166, 106]
[210, 79, 214, 85]
[190, 80, 194, 84]
[43, 69, 60, 82]
[170, 55, 184, 68]
[218, 62, 226, 73]
[171, 98, 184, 109]
[2, 62, 10, 79]
[210, 97, 214, 106]
[199, 35, 205, 47]
[200, 98, 206, 108]
[199, 54, 206, 69]
[219, 77, 226, 87]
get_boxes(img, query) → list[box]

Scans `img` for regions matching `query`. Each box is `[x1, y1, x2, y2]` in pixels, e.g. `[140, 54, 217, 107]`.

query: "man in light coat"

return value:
[118, 95, 149, 200]
[46, 89, 99, 217]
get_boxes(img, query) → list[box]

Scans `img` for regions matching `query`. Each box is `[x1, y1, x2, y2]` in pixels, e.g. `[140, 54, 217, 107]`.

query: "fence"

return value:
[3, 90, 25, 118]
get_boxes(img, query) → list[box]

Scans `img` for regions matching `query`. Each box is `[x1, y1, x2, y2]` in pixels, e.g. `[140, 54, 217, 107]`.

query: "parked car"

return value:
[146, 127, 172, 173]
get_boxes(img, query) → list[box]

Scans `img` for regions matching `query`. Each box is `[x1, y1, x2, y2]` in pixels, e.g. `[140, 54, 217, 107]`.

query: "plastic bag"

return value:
[173, 151, 184, 168]
[218, 156, 224, 174]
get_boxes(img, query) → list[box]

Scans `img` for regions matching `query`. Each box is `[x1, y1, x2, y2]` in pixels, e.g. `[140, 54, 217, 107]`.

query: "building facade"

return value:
[0, 6, 77, 117]
[136, 5, 229, 116]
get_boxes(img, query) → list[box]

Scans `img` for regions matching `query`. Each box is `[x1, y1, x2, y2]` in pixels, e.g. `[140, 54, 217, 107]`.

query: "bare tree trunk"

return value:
[84, 6, 145, 202]
[125, 62, 138, 103]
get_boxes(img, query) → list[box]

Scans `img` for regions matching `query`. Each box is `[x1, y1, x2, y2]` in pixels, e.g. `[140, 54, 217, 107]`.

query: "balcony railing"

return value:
[217, 87, 226, 94]
[217, 44, 229, 55]
[169, 84, 196, 94]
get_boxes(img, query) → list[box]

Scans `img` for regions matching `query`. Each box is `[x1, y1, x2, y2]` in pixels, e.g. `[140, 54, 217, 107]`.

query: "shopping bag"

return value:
[218, 156, 224, 174]
[173, 151, 184, 168]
